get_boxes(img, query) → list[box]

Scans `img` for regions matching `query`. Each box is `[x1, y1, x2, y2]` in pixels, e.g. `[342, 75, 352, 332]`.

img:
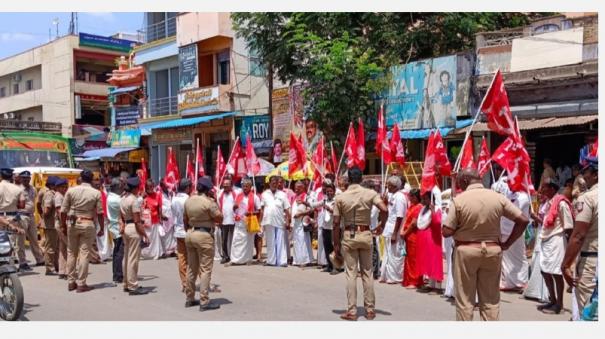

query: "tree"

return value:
[232, 12, 551, 144]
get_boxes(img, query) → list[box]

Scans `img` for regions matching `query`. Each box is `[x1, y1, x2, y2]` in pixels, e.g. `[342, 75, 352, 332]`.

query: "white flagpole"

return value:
[186, 153, 190, 180]
[335, 123, 352, 181]
[218, 136, 240, 189]
[194, 138, 200, 181]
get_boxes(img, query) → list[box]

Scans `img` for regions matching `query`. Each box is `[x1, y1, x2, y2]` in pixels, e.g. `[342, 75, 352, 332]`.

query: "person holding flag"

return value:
[229, 177, 261, 266]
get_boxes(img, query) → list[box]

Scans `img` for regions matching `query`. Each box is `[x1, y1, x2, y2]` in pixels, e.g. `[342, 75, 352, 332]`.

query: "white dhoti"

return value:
[317, 228, 327, 266]
[443, 236, 455, 297]
[539, 234, 566, 275]
[96, 223, 112, 262]
[523, 226, 549, 302]
[159, 222, 177, 256]
[292, 225, 313, 265]
[214, 227, 224, 261]
[379, 236, 404, 283]
[231, 223, 254, 264]
[264, 225, 288, 266]
[141, 223, 162, 260]
[500, 233, 529, 289]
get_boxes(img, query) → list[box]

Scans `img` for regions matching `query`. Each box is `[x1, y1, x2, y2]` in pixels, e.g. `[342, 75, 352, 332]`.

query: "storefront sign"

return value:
[235, 114, 272, 156]
[380, 55, 458, 130]
[152, 128, 192, 144]
[110, 129, 141, 148]
[115, 106, 140, 126]
[179, 44, 198, 91]
[79, 32, 137, 53]
[178, 87, 219, 115]
[128, 149, 148, 163]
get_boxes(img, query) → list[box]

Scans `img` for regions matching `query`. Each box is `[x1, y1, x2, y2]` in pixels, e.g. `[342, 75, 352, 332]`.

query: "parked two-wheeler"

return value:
[0, 229, 24, 321]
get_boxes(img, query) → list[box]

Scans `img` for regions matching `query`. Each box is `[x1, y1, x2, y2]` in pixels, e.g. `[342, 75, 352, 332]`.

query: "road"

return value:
[15, 253, 571, 321]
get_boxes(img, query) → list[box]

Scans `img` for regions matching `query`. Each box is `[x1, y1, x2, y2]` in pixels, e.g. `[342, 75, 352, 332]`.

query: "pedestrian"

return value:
[41, 176, 59, 275]
[120, 176, 150, 295]
[309, 181, 327, 269]
[332, 167, 388, 321]
[183, 176, 223, 311]
[36, 176, 54, 268]
[0, 169, 26, 271]
[442, 169, 529, 321]
[229, 178, 261, 265]
[441, 189, 455, 299]
[159, 179, 176, 257]
[378, 176, 406, 284]
[524, 190, 551, 302]
[540, 158, 556, 191]
[318, 179, 337, 273]
[291, 181, 314, 267]
[537, 181, 573, 314]
[562, 157, 598, 320]
[400, 189, 424, 289]
[141, 179, 163, 260]
[172, 178, 192, 292]
[15, 171, 45, 269]
[260, 175, 291, 267]
[416, 190, 444, 291]
[92, 177, 112, 262]
[54, 178, 69, 279]
[106, 178, 124, 283]
[60, 170, 104, 293]
[217, 178, 240, 264]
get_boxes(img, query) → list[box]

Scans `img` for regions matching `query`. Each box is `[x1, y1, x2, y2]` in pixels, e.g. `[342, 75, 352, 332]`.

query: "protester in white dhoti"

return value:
[229, 178, 261, 265]
[291, 181, 314, 267]
[441, 189, 455, 299]
[217, 178, 242, 264]
[95, 180, 112, 262]
[524, 192, 550, 302]
[536, 181, 574, 315]
[261, 176, 292, 267]
[379, 176, 407, 284]
[171, 179, 191, 292]
[309, 184, 327, 268]
[140, 179, 163, 260]
[159, 179, 176, 257]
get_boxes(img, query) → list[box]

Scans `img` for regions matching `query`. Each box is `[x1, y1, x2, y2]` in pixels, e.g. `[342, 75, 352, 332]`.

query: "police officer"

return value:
[60, 170, 104, 293]
[332, 167, 388, 321]
[15, 170, 45, 269]
[120, 176, 149, 296]
[42, 176, 59, 275]
[0, 168, 27, 268]
[442, 169, 529, 321]
[562, 157, 598, 317]
[183, 176, 223, 311]
[54, 178, 70, 279]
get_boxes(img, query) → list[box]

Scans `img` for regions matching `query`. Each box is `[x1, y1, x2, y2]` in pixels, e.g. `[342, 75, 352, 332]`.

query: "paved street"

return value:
[16, 252, 570, 321]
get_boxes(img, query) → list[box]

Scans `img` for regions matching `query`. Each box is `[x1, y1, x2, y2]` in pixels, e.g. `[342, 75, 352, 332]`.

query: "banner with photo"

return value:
[235, 114, 272, 157]
[179, 43, 198, 91]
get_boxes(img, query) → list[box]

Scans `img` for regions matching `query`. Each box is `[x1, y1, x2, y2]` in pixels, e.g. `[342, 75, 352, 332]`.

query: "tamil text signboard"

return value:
[178, 87, 219, 116]
[179, 44, 198, 91]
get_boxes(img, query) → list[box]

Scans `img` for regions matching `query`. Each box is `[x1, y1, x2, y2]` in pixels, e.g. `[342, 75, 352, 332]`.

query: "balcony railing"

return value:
[148, 96, 178, 117]
[143, 16, 177, 43]
[0, 119, 62, 133]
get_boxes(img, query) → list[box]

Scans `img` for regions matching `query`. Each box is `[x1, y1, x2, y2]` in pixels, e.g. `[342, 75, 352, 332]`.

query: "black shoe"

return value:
[199, 302, 220, 311]
[220, 258, 229, 264]
[185, 300, 200, 308]
[58, 274, 67, 280]
[18, 263, 32, 272]
[45, 271, 57, 276]
[321, 268, 332, 273]
[35, 261, 45, 267]
[128, 287, 149, 296]
[330, 270, 341, 275]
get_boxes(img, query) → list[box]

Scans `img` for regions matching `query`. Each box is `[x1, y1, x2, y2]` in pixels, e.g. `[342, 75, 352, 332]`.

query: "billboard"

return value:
[382, 55, 458, 130]
[79, 32, 136, 53]
[235, 114, 272, 156]
[110, 129, 141, 148]
[114, 106, 140, 126]
[178, 87, 219, 116]
[179, 44, 198, 91]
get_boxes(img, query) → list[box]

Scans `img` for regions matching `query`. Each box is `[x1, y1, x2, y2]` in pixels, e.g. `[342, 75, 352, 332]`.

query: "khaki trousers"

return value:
[122, 224, 142, 291]
[66, 221, 96, 286]
[575, 256, 597, 311]
[184, 229, 214, 305]
[176, 238, 188, 290]
[43, 228, 58, 273]
[16, 215, 44, 264]
[58, 232, 68, 275]
[342, 230, 375, 315]
[454, 244, 502, 321]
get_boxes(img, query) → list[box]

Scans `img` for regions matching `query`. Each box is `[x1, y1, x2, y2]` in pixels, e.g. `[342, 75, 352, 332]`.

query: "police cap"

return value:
[0, 168, 14, 179]
[126, 176, 140, 188]
[197, 176, 213, 191]
[55, 178, 68, 186]
[18, 170, 31, 178]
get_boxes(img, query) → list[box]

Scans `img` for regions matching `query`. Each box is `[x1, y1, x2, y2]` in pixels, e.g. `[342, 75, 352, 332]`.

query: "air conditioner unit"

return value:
[12, 73, 22, 83]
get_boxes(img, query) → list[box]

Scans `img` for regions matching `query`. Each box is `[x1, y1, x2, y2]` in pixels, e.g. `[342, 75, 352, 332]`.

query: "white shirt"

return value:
[171, 192, 189, 238]
[235, 192, 261, 227]
[431, 185, 443, 215]
[219, 188, 240, 225]
[261, 189, 291, 228]
[370, 205, 379, 230]
[540, 198, 574, 240]
[501, 192, 530, 237]
[161, 192, 173, 221]
[383, 191, 407, 237]
[106, 192, 121, 239]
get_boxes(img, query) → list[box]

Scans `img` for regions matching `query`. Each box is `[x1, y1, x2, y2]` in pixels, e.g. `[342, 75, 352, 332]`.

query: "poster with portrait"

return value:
[179, 43, 198, 91]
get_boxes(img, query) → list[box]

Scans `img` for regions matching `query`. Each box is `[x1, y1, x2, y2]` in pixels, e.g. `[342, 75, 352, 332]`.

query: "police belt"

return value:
[455, 240, 500, 247]
[124, 220, 135, 224]
[0, 211, 19, 216]
[580, 251, 598, 258]
[345, 224, 370, 232]
[192, 226, 213, 234]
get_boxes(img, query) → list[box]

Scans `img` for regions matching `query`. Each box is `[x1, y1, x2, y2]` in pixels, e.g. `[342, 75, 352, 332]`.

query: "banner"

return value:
[115, 106, 140, 126]
[381, 55, 458, 130]
[110, 129, 140, 148]
[178, 87, 219, 115]
[272, 87, 291, 148]
[235, 114, 272, 156]
[79, 32, 136, 53]
[179, 44, 198, 91]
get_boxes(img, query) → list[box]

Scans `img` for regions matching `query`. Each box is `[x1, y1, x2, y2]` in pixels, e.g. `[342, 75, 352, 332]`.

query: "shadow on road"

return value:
[138, 275, 159, 282]
[212, 298, 232, 306]
[17, 271, 40, 278]
[90, 282, 119, 290]
[332, 307, 392, 317]
[18, 302, 40, 321]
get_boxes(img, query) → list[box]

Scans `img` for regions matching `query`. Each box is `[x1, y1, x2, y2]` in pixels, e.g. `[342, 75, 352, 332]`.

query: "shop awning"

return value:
[81, 147, 137, 159]
[387, 119, 474, 139]
[150, 111, 237, 130]
[451, 114, 598, 134]
[109, 86, 140, 95]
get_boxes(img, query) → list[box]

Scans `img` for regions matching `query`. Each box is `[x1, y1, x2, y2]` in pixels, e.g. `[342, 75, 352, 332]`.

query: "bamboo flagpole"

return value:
[194, 138, 200, 182]
[218, 136, 241, 189]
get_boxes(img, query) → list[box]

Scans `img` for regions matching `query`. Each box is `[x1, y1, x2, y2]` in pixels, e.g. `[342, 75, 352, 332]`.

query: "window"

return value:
[218, 50, 230, 85]
[13, 83, 19, 95]
[28, 117, 34, 122]
[199, 54, 215, 87]
[249, 48, 266, 77]
[0, 87, 5, 98]
[26, 79, 33, 91]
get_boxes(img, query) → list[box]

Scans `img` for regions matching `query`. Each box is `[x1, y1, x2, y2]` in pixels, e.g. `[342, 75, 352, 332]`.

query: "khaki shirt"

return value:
[574, 183, 598, 252]
[184, 194, 221, 227]
[37, 186, 49, 219]
[333, 184, 382, 226]
[18, 185, 35, 214]
[54, 192, 64, 228]
[444, 183, 523, 242]
[0, 180, 25, 212]
[120, 193, 141, 221]
[43, 189, 56, 229]
[61, 183, 102, 218]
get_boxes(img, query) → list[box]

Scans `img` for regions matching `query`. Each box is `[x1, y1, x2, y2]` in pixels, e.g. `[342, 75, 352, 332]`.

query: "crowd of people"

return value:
[0, 155, 598, 320]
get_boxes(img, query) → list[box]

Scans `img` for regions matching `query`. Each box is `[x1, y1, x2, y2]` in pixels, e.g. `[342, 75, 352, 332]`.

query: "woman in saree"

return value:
[400, 188, 424, 289]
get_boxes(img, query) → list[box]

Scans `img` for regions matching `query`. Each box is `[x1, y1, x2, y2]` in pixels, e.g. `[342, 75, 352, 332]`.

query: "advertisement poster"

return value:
[235, 114, 272, 156]
[381, 55, 458, 130]
[115, 106, 140, 126]
[110, 128, 141, 148]
[272, 87, 291, 149]
[179, 44, 198, 91]
[178, 87, 219, 115]
[79, 32, 136, 53]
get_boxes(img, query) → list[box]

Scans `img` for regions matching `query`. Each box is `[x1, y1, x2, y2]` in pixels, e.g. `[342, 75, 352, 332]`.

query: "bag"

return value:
[245, 215, 261, 234]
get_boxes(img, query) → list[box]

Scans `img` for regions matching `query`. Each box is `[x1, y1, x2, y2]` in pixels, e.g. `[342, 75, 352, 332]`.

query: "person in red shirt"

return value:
[141, 179, 163, 260]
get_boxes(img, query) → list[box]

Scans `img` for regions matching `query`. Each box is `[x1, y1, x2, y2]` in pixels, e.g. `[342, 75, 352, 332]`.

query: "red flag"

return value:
[389, 124, 405, 166]
[215, 145, 226, 187]
[433, 130, 451, 176]
[344, 123, 358, 169]
[328, 141, 338, 174]
[591, 136, 598, 157]
[356, 118, 366, 170]
[186, 154, 195, 182]
[312, 137, 325, 188]
[196, 141, 205, 178]
[420, 131, 437, 194]
[476, 136, 492, 177]
[375, 105, 387, 154]
[481, 70, 517, 138]
[459, 138, 476, 170]
[164, 147, 179, 191]
[226, 139, 242, 180]
[492, 137, 531, 192]
[245, 134, 261, 176]
[288, 132, 306, 176]
[138, 157, 148, 192]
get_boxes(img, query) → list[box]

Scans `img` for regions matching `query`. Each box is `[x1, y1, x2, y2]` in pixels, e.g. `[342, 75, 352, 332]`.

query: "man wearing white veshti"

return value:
[261, 175, 292, 267]
[378, 176, 407, 284]
[229, 178, 261, 265]
[291, 181, 314, 267]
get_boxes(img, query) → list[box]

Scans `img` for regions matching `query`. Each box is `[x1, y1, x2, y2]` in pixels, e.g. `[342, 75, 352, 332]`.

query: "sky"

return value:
[0, 12, 144, 59]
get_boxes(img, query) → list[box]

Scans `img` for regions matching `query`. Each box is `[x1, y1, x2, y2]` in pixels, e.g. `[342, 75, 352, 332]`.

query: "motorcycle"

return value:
[0, 229, 24, 321]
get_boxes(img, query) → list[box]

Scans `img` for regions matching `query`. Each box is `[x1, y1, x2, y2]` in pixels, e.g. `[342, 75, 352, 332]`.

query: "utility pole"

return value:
[52, 18, 59, 39]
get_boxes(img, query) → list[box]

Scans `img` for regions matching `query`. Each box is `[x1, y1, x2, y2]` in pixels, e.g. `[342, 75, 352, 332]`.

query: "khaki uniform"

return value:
[0, 180, 26, 260]
[573, 183, 598, 312]
[55, 192, 68, 275]
[42, 188, 58, 273]
[120, 193, 142, 291]
[333, 183, 382, 316]
[16, 184, 45, 265]
[184, 194, 221, 306]
[61, 182, 102, 286]
[444, 183, 523, 321]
